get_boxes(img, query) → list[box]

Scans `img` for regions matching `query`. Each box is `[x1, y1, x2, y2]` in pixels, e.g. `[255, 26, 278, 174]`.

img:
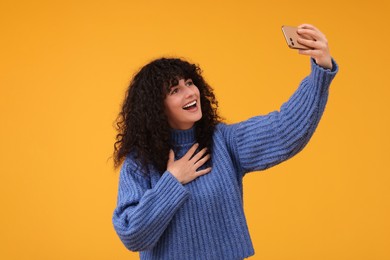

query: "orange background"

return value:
[1, 0, 389, 259]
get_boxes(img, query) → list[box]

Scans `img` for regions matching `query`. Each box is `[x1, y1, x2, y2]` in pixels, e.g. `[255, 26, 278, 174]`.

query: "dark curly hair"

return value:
[113, 57, 221, 173]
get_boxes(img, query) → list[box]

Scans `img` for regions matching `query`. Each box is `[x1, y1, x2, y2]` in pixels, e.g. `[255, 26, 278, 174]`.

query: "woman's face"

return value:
[164, 78, 202, 130]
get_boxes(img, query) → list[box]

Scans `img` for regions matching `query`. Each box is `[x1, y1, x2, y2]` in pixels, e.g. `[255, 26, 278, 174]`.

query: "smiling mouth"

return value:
[182, 100, 197, 110]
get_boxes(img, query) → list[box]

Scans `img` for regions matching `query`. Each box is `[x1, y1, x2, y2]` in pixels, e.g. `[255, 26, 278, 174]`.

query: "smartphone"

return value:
[281, 25, 310, 50]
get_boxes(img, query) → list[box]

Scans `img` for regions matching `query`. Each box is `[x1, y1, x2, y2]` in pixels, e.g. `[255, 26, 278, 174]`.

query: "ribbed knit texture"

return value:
[113, 59, 338, 260]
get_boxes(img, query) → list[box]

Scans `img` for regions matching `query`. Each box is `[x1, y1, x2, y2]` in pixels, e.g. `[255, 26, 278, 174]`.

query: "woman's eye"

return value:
[170, 88, 178, 95]
[186, 80, 193, 86]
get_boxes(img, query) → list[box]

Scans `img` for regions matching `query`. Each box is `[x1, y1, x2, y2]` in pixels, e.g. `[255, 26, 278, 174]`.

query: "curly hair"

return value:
[113, 57, 221, 173]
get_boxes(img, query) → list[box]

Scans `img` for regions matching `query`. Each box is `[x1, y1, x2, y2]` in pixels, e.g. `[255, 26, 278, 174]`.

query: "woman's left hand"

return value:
[297, 24, 333, 70]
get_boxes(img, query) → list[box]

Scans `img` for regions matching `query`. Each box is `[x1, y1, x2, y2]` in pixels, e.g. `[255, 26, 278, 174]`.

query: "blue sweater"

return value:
[113, 59, 338, 259]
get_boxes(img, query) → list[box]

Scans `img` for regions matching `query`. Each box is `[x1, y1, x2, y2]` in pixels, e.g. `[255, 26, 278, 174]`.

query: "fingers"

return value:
[298, 23, 318, 31]
[168, 149, 175, 165]
[298, 41, 332, 69]
[167, 144, 212, 184]
[297, 24, 332, 69]
[194, 153, 210, 168]
[298, 48, 321, 57]
[296, 38, 314, 49]
[296, 24, 329, 54]
[183, 143, 199, 160]
[297, 28, 322, 41]
[196, 167, 212, 177]
[297, 24, 327, 42]
[183, 143, 210, 166]
[297, 30, 329, 54]
[296, 37, 323, 50]
[190, 147, 208, 163]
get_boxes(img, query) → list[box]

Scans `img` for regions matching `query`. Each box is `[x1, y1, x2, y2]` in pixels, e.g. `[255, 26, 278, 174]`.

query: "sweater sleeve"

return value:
[112, 157, 190, 251]
[221, 58, 338, 177]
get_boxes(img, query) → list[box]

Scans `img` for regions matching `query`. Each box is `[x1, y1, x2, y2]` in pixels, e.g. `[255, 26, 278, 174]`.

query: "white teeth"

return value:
[183, 100, 196, 108]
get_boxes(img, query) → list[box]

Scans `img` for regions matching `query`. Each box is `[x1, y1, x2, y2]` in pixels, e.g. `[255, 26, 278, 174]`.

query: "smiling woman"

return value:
[112, 25, 338, 260]
[113, 58, 220, 174]
[164, 78, 202, 130]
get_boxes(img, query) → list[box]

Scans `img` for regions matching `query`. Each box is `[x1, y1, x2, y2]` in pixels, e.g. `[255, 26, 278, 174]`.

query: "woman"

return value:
[112, 24, 338, 259]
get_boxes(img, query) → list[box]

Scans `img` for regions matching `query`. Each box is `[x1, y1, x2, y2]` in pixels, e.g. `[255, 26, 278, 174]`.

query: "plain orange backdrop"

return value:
[1, 0, 389, 259]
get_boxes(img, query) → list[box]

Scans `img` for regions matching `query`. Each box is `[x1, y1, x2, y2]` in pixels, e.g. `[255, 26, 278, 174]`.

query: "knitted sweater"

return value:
[113, 59, 338, 260]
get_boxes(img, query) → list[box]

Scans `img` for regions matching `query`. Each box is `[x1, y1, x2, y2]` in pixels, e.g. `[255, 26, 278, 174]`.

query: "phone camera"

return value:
[290, 38, 295, 46]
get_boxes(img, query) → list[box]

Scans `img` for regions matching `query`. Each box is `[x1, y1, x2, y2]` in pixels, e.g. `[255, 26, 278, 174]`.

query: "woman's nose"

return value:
[184, 86, 195, 98]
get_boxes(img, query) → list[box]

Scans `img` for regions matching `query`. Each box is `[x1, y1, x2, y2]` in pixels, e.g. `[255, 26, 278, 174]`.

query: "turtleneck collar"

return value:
[170, 127, 196, 146]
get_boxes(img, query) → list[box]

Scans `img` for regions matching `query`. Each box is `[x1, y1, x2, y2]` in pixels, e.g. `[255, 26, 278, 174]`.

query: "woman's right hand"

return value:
[297, 24, 333, 70]
[167, 143, 212, 184]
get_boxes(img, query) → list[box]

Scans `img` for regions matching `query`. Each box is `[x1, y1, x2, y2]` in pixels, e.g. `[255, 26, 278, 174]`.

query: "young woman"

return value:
[112, 24, 338, 259]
